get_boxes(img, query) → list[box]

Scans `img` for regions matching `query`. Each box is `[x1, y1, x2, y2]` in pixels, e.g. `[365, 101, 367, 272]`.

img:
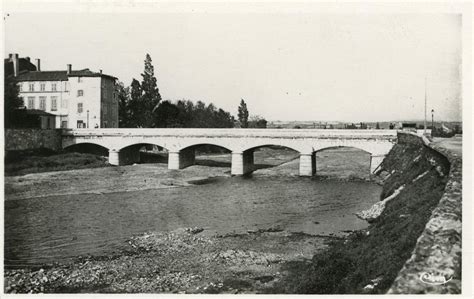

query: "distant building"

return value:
[5, 53, 118, 129]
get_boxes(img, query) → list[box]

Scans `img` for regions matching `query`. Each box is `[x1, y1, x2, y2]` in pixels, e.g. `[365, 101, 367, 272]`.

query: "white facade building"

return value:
[12, 55, 118, 129]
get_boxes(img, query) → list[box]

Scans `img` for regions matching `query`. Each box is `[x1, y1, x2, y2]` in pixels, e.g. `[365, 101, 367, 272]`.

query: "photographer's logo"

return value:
[419, 272, 453, 285]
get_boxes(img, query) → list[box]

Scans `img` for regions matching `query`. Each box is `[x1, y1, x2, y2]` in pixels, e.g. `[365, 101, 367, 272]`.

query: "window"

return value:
[51, 96, 58, 111]
[77, 90, 84, 97]
[78, 77, 82, 83]
[27, 97, 35, 109]
[77, 120, 85, 128]
[18, 83, 23, 92]
[51, 83, 57, 91]
[61, 97, 68, 109]
[29, 83, 35, 91]
[61, 121, 68, 128]
[77, 103, 83, 113]
[39, 96, 46, 110]
[40, 83, 46, 91]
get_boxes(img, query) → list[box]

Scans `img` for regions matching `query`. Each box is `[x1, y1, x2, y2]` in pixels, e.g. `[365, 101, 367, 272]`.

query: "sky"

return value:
[4, 10, 462, 122]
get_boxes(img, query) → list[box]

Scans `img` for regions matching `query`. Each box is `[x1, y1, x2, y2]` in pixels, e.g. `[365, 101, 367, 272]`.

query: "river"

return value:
[4, 148, 382, 269]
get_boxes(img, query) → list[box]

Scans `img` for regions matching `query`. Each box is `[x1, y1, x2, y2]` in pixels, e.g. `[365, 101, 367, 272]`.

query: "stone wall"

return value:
[388, 132, 462, 294]
[5, 129, 63, 152]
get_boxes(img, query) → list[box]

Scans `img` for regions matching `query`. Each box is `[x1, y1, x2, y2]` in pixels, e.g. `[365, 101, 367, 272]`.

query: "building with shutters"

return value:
[5, 53, 118, 129]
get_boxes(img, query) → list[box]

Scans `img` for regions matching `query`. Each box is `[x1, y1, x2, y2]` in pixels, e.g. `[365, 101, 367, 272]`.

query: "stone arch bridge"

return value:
[62, 129, 397, 176]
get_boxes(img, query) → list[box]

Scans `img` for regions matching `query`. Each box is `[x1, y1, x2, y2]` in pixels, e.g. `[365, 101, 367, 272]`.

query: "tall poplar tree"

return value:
[238, 99, 249, 128]
[141, 54, 161, 127]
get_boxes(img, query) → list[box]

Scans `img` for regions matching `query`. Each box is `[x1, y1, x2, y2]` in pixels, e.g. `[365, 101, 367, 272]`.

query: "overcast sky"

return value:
[5, 11, 462, 122]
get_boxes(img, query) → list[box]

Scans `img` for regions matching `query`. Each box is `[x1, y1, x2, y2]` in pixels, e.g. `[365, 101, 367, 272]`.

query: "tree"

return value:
[128, 78, 142, 127]
[141, 54, 161, 127]
[4, 77, 24, 128]
[249, 115, 267, 128]
[154, 100, 181, 127]
[126, 54, 162, 127]
[116, 81, 131, 128]
[237, 99, 249, 128]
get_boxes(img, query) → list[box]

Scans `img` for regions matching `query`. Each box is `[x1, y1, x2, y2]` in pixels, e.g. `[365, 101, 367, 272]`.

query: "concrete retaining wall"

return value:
[4, 129, 63, 152]
[388, 132, 462, 294]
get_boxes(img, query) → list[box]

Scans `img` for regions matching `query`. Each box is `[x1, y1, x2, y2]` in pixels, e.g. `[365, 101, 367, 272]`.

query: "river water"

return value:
[4, 173, 381, 268]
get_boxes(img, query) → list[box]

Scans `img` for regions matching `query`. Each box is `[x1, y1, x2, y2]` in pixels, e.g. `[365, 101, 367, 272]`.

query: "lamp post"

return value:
[431, 109, 434, 137]
[424, 77, 427, 135]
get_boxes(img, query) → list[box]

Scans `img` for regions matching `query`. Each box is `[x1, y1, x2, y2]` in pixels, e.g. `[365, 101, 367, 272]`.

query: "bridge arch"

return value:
[176, 141, 234, 153]
[170, 143, 233, 170]
[115, 142, 171, 165]
[314, 146, 373, 178]
[241, 143, 302, 154]
[64, 142, 110, 156]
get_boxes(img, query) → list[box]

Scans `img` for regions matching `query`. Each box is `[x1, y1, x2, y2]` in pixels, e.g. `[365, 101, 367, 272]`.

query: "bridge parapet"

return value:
[62, 128, 397, 140]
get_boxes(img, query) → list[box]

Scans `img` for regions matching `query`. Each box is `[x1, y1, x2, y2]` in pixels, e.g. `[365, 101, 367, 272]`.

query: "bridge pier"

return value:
[231, 151, 254, 175]
[168, 148, 196, 170]
[370, 154, 385, 174]
[108, 148, 141, 166]
[108, 149, 120, 166]
[299, 152, 316, 177]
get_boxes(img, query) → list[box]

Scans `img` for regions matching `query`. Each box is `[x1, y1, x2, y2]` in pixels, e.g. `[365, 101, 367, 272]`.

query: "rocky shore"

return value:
[5, 227, 336, 294]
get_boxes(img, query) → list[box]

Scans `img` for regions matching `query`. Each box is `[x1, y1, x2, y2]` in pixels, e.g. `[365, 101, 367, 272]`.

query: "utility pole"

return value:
[431, 109, 435, 137]
[424, 77, 427, 135]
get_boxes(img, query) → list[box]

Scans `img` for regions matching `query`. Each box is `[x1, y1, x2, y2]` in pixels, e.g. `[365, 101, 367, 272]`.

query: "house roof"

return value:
[23, 109, 56, 116]
[4, 58, 37, 77]
[14, 69, 117, 82]
[16, 71, 68, 81]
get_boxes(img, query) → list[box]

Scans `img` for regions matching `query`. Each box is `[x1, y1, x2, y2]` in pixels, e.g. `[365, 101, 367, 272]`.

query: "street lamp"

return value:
[431, 109, 435, 137]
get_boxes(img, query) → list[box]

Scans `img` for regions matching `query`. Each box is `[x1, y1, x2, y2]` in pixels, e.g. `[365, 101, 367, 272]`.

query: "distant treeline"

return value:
[154, 99, 235, 128]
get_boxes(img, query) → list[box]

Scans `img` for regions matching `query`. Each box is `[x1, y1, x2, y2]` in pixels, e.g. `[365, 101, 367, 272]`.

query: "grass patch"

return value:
[5, 149, 110, 176]
[270, 144, 450, 294]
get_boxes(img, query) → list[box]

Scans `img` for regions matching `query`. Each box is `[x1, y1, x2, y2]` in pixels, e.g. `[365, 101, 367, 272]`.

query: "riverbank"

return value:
[4, 227, 338, 294]
[4, 149, 110, 176]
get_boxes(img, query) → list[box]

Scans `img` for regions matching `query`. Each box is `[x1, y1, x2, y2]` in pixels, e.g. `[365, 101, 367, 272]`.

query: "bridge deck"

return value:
[62, 128, 397, 139]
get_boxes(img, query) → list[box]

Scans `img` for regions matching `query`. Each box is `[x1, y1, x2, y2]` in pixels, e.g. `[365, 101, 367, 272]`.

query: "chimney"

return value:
[35, 58, 41, 71]
[99, 69, 102, 74]
[12, 53, 19, 77]
[8, 53, 13, 60]
[67, 64, 72, 74]
[25, 57, 30, 62]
